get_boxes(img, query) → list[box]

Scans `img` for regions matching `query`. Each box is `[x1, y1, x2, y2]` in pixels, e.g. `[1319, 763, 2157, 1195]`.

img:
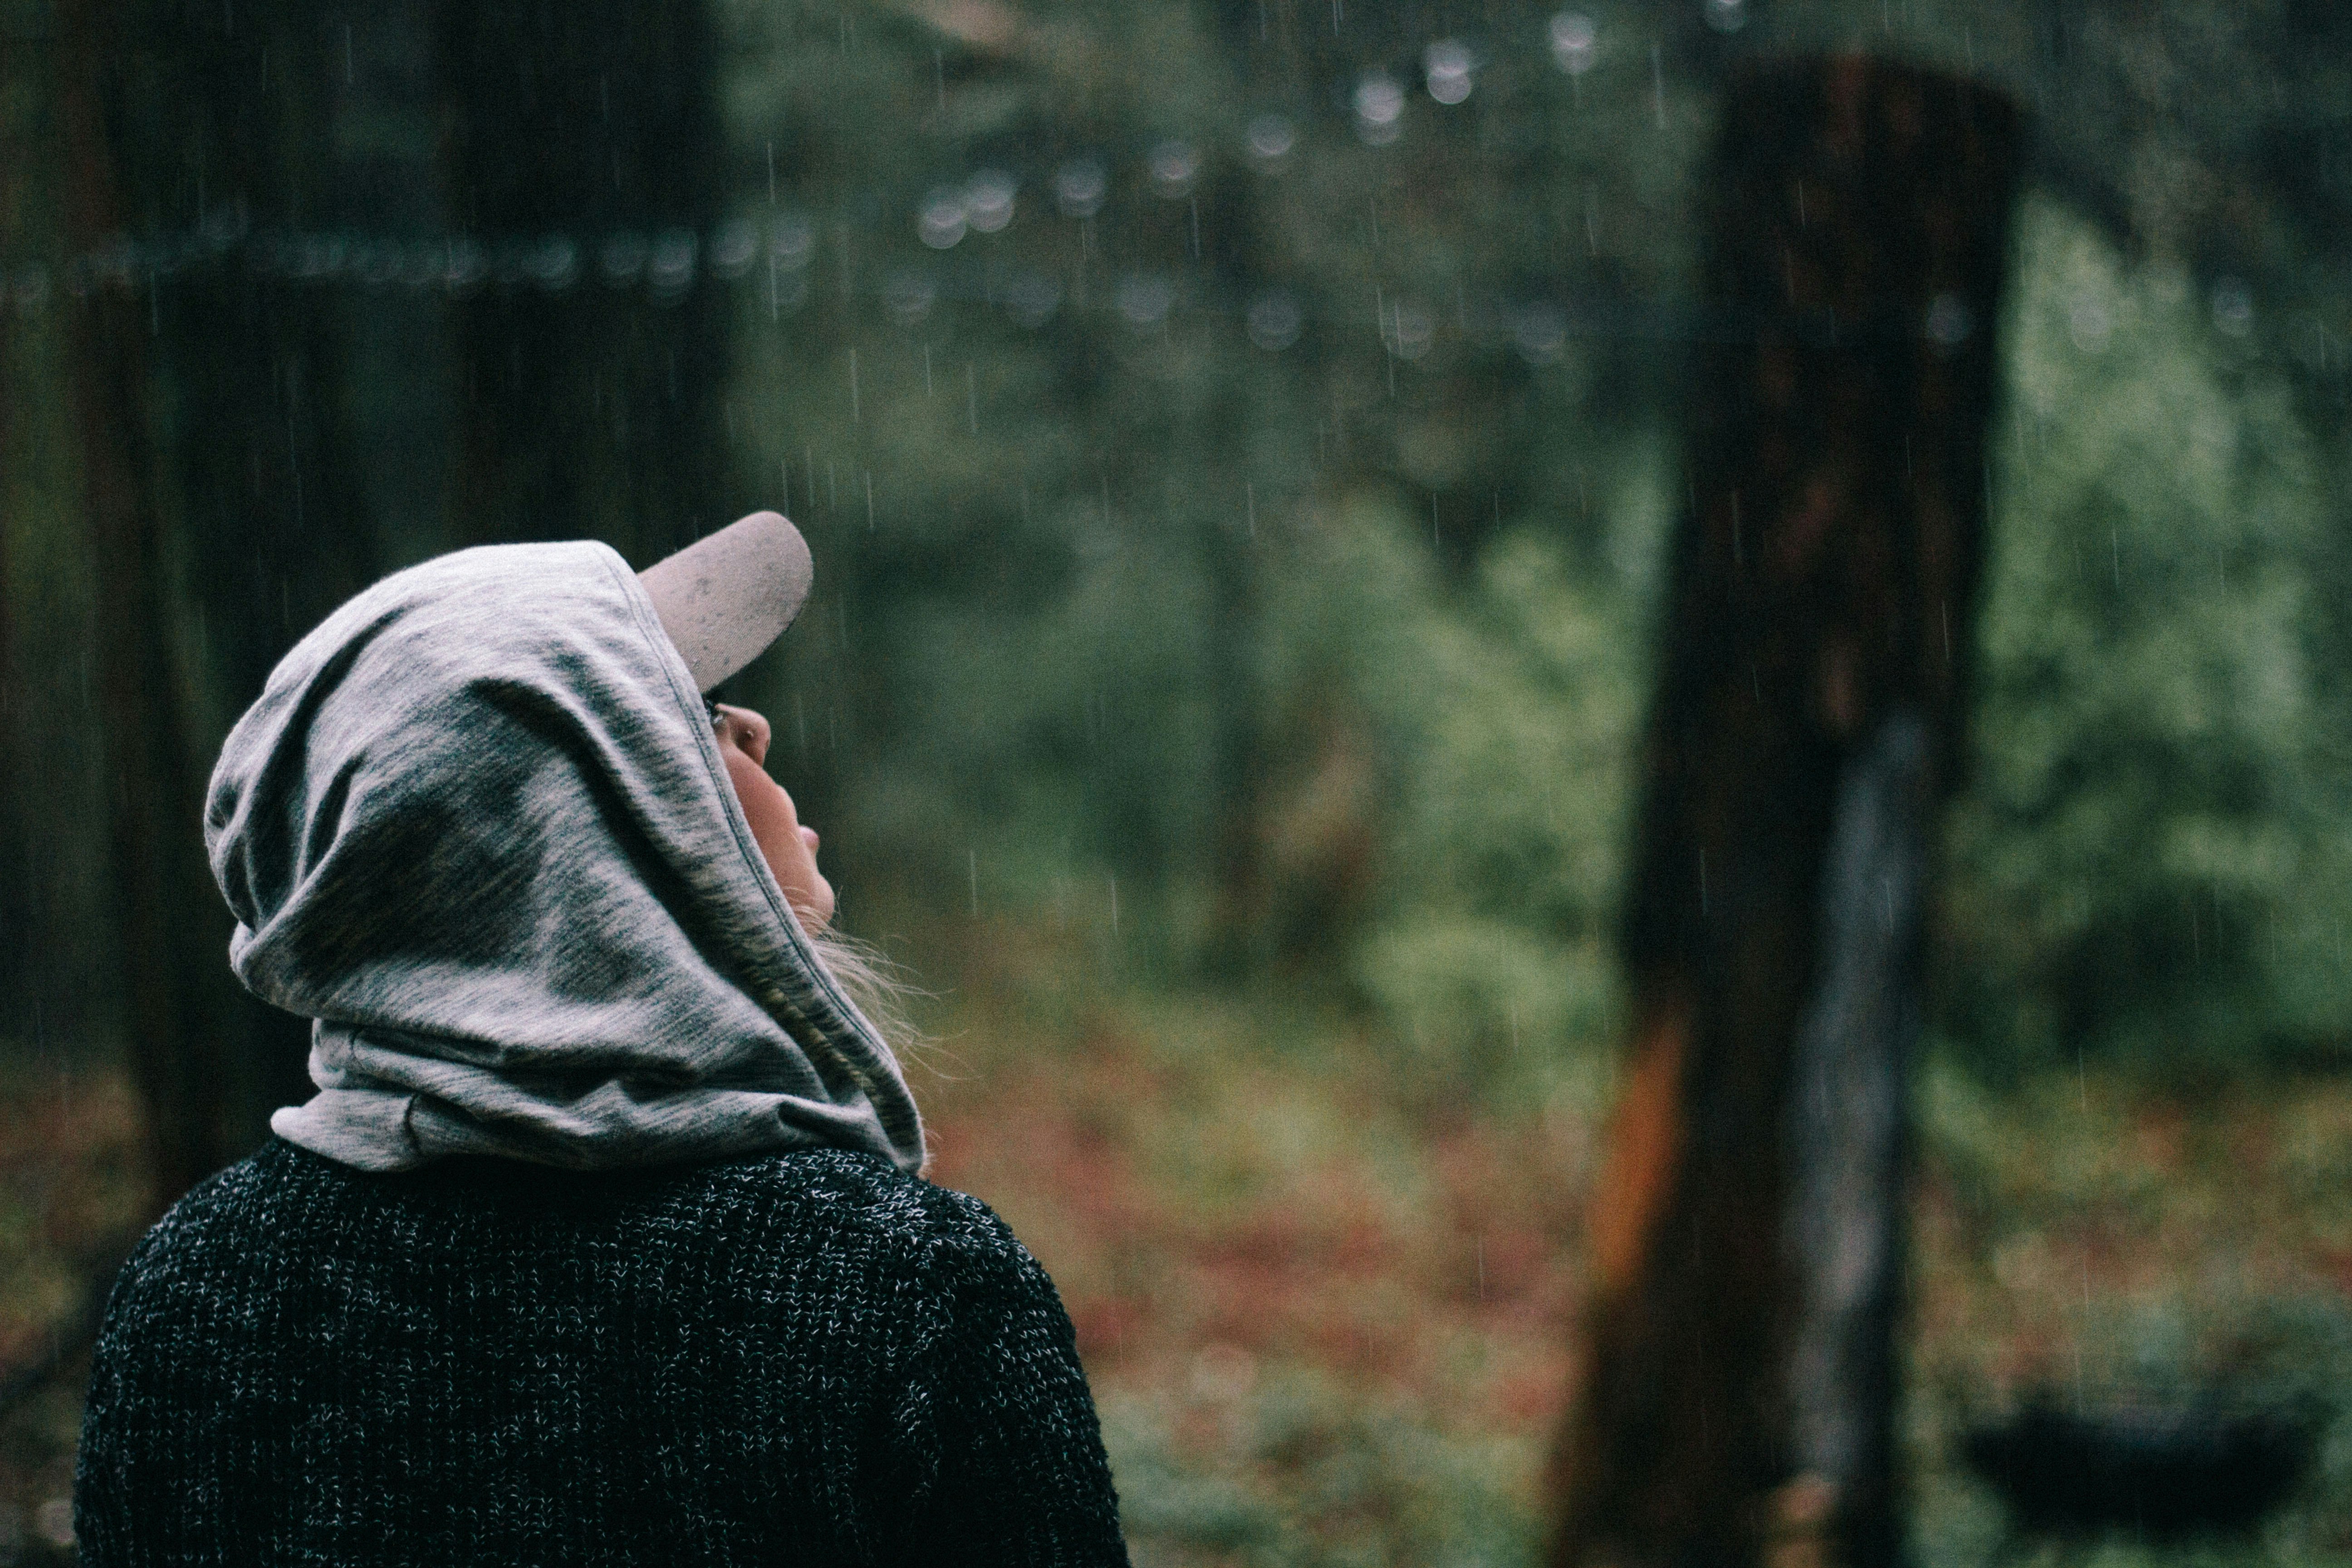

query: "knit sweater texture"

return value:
[74, 1137, 1131, 1565]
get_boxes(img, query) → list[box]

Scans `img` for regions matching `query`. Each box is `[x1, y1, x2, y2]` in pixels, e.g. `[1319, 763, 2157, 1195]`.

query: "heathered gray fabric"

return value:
[204, 539, 926, 1174]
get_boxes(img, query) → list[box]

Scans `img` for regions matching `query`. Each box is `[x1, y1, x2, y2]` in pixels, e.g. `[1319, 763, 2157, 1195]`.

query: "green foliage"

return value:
[8, 0, 2351, 1097]
[1102, 1371, 1542, 1568]
[1261, 491, 1655, 1083]
[708, 0, 2352, 1081]
[709, 0, 1704, 1079]
[1942, 197, 2347, 1068]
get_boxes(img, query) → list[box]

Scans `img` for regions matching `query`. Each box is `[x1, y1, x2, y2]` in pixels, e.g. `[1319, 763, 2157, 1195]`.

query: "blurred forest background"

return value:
[5, 0, 2352, 1561]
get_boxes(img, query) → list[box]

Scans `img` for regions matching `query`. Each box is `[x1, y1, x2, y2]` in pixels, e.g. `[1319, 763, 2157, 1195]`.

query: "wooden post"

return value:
[1549, 58, 2022, 1568]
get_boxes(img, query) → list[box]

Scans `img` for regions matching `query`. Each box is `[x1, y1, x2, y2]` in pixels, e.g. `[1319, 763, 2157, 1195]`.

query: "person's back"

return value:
[79, 1140, 1122, 1564]
[73, 519, 1130, 1561]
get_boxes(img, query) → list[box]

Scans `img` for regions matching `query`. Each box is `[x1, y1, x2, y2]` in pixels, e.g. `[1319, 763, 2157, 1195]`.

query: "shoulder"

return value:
[690, 1147, 1011, 1234]
[125, 1138, 1031, 1271]
[678, 1156, 1064, 1338]
[104, 1139, 1052, 1335]
[112, 1140, 321, 1269]
[657, 1147, 1037, 1271]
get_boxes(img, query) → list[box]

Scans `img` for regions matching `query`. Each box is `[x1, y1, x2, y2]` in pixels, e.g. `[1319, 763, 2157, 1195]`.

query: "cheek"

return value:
[720, 752, 830, 924]
[723, 752, 798, 848]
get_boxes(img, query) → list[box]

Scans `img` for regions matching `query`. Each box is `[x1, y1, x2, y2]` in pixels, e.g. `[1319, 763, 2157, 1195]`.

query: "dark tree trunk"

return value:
[1549, 58, 2022, 1568]
[96, 0, 437, 1155]
[54, 0, 238, 1209]
[432, 0, 732, 570]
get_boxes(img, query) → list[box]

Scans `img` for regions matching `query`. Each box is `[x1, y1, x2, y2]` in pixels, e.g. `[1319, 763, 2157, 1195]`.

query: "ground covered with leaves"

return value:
[3, 934, 2351, 1564]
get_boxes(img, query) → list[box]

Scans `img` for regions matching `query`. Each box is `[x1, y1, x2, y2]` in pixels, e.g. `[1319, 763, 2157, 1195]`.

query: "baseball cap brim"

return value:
[639, 511, 814, 692]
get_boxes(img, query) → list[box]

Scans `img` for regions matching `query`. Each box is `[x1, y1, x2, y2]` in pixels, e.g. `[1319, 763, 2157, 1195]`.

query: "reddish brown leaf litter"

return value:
[8, 1001, 2352, 1560]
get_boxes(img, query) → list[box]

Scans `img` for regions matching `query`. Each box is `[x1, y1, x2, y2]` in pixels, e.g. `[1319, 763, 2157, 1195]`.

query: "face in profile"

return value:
[710, 703, 833, 932]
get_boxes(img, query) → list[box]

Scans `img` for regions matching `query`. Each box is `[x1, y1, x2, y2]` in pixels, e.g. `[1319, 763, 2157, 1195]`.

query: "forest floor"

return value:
[3, 922, 2351, 1564]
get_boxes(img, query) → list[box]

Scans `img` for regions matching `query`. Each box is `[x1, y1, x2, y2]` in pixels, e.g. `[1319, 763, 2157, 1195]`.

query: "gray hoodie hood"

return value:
[205, 539, 926, 1175]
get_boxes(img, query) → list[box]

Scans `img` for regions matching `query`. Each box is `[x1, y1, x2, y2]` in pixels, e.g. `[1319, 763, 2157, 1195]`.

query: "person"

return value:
[72, 514, 1131, 1565]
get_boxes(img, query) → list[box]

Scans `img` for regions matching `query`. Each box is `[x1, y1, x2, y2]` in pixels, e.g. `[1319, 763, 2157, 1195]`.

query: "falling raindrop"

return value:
[2210, 277, 2254, 336]
[709, 220, 758, 280]
[965, 169, 1017, 232]
[1353, 72, 1405, 144]
[526, 235, 579, 291]
[917, 188, 969, 249]
[442, 239, 488, 296]
[1054, 155, 1108, 217]
[647, 230, 698, 303]
[1004, 270, 1062, 327]
[1116, 274, 1174, 329]
[353, 240, 403, 288]
[1147, 140, 1200, 199]
[768, 213, 816, 270]
[1245, 113, 1296, 164]
[600, 232, 648, 288]
[1924, 291, 1973, 349]
[1389, 299, 1435, 359]
[1508, 299, 1567, 363]
[1424, 40, 1475, 105]
[1549, 10, 1597, 75]
[883, 269, 936, 326]
[491, 238, 529, 289]
[1246, 289, 1302, 350]
[767, 256, 808, 316]
[288, 235, 346, 283]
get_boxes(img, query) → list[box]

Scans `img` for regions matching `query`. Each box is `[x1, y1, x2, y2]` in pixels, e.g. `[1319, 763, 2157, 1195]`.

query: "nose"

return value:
[716, 703, 774, 765]
[737, 708, 773, 765]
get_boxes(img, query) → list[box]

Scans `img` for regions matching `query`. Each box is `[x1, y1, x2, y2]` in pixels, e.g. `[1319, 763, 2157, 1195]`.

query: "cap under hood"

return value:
[206, 539, 926, 1175]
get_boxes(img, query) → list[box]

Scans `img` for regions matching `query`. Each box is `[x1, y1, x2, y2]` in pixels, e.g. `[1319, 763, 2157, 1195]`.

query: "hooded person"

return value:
[72, 515, 1131, 1566]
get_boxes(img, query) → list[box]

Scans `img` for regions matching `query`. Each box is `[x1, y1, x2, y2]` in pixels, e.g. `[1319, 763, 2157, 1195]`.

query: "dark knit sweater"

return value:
[74, 1138, 1130, 1565]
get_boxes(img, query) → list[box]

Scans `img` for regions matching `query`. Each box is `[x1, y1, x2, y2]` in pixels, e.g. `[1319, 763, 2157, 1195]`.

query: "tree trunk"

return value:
[433, 0, 731, 571]
[1549, 57, 2022, 1568]
[54, 0, 237, 1209]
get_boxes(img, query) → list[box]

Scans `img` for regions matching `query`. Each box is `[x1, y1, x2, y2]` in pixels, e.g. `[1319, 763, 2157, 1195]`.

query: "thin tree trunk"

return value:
[1550, 57, 2022, 1568]
[54, 0, 235, 1209]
